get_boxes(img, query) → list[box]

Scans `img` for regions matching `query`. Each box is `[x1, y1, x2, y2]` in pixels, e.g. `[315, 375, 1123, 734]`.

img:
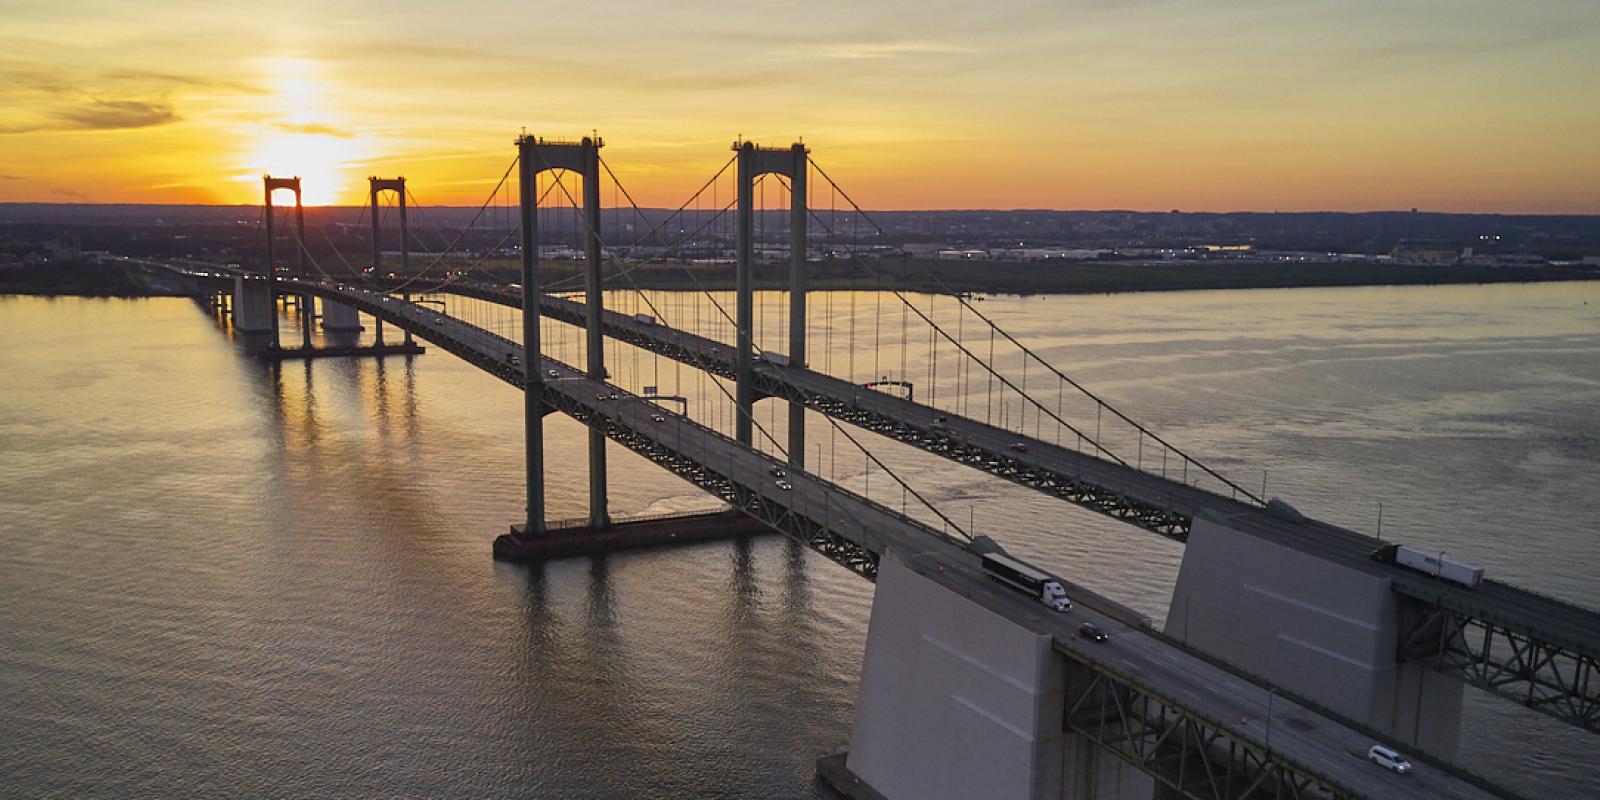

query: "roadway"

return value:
[255, 273, 1499, 798]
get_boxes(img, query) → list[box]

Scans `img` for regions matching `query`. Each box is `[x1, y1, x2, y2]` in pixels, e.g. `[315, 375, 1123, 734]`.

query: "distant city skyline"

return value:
[2, 0, 1597, 212]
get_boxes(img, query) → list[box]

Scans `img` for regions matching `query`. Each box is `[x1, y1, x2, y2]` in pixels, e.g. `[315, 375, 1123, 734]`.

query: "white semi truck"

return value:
[980, 552, 1072, 612]
[1373, 544, 1485, 587]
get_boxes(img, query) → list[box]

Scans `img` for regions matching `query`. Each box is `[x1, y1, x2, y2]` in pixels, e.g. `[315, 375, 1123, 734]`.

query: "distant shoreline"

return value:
[3, 258, 1597, 298]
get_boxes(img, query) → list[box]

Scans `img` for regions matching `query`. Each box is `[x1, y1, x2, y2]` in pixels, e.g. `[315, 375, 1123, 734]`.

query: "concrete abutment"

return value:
[824, 557, 1153, 800]
[1165, 512, 1463, 757]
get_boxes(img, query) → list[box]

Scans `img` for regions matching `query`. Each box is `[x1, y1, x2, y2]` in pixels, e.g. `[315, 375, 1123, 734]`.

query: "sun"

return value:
[239, 57, 373, 205]
[251, 132, 362, 206]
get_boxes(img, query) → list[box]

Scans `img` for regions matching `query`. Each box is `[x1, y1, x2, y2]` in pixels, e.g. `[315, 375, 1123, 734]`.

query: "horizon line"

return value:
[2, 201, 1598, 219]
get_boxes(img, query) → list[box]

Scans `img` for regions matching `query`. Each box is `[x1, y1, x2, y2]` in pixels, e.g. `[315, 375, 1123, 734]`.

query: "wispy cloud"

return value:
[276, 121, 351, 137]
[811, 40, 976, 60]
[104, 68, 266, 95]
[52, 99, 177, 131]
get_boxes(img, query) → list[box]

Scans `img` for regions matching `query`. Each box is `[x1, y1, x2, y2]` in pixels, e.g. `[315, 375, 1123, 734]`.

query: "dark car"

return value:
[1079, 623, 1108, 642]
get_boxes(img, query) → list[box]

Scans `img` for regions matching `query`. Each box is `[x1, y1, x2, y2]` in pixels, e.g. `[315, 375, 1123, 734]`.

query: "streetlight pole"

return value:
[1266, 636, 1282, 754]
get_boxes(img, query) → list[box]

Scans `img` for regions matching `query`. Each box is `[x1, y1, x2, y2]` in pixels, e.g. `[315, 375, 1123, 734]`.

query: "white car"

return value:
[1367, 745, 1411, 775]
[775, 480, 792, 491]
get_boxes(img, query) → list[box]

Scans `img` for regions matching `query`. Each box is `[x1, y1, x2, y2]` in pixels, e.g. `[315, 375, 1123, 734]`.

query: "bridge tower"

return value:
[245, 175, 306, 346]
[362, 177, 413, 347]
[508, 134, 608, 539]
[733, 141, 808, 467]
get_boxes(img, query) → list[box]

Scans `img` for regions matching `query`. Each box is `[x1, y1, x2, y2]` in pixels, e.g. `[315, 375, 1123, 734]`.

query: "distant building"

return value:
[936, 249, 990, 260]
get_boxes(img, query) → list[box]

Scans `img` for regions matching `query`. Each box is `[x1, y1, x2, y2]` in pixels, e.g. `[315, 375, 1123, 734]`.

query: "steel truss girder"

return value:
[1397, 601, 1600, 735]
[1060, 651, 1360, 800]
[286, 281, 881, 581]
[437, 283, 1197, 542]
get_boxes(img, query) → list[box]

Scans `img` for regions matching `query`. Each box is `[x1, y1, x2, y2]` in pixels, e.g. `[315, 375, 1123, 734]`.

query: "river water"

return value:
[2, 282, 1596, 798]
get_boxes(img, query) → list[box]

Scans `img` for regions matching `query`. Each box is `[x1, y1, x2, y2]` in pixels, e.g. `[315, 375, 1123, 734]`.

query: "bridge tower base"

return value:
[1165, 512, 1463, 757]
[232, 276, 275, 334]
[320, 300, 363, 332]
[824, 557, 1152, 800]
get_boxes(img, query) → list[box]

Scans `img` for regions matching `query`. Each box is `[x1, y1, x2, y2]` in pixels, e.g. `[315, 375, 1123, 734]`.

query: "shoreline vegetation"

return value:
[3, 257, 1597, 298]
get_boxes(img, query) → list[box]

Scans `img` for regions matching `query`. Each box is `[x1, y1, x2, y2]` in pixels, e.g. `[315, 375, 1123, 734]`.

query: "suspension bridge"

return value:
[132, 132, 1597, 800]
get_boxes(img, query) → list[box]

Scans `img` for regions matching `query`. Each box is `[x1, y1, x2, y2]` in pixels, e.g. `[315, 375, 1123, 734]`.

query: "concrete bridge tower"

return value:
[349, 177, 415, 347]
[733, 141, 808, 467]
[245, 175, 306, 345]
[505, 134, 607, 540]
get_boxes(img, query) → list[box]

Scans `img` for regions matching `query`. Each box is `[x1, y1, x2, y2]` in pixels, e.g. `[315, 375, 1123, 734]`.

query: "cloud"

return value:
[276, 121, 351, 137]
[0, 174, 21, 180]
[811, 40, 976, 60]
[53, 100, 177, 130]
[0, 100, 178, 134]
[105, 69, 265, 95]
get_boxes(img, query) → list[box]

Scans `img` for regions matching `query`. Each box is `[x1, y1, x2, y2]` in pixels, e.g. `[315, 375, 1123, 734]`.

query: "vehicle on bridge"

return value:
[1367, 744, 1413, 775]
[1372, 544, 1485, 587]
[980, 552, 1072, 612]
[758, 351, 790, 367]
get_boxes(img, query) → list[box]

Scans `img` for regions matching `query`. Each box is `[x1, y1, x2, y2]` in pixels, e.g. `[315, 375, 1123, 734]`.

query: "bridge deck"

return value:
[259, 275, 1498, 798]
[436, 280, 1600, 664]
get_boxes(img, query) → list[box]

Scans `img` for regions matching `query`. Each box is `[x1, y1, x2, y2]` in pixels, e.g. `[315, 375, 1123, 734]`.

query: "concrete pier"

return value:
[232, 276, 275, 334]
[492, 509, 773, 561]
[1166, 511, 1464, 757]
[826, 557, 1151, 800]
[320, 299, 363, 331]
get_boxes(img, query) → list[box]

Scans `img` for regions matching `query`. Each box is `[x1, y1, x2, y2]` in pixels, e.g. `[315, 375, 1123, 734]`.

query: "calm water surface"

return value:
[2, 282, 1596, 798]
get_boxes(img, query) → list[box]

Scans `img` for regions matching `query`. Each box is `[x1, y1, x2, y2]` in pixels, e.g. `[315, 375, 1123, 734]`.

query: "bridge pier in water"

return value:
[1165, 512, 1464, 758]
[319, 299, 363, 332]
[821, 556, 1153, 800]
[231, 275, 274, 335]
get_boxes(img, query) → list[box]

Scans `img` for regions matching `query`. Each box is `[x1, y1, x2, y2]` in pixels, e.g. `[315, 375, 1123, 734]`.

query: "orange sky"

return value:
[2, 0, 1598, 212]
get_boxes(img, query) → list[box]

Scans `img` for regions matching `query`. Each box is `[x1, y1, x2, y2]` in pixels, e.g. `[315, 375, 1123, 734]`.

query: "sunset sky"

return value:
[2, 0, 1597, 212]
